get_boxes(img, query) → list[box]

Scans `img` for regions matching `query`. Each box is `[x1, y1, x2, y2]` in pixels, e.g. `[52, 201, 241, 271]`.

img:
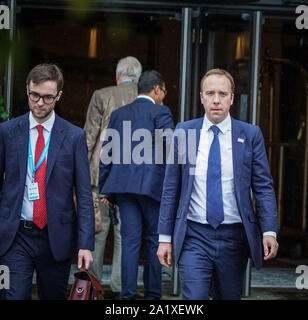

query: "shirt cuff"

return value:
[161, 233, 276, 242]
[263, 231, 277, 239]
[159, 234, 172, 243]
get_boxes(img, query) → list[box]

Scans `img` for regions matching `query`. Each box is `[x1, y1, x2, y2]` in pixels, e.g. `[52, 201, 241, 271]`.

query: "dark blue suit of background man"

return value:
[99, 70, 174, 300]
[0, 64, 94, 300]
[157, 68, 279, 300]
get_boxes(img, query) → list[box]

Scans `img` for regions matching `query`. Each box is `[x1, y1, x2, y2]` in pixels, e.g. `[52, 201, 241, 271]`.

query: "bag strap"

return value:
[79, 265, 103, 294]
[87, 272, 103, 293]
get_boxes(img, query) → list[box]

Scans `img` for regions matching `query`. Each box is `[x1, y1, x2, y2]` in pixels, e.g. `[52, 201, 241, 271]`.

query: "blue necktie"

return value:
[206, 125, 224, 229]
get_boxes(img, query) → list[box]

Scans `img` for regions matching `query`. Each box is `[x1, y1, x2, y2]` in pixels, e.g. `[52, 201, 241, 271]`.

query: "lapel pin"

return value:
[237, 138, 245, 143]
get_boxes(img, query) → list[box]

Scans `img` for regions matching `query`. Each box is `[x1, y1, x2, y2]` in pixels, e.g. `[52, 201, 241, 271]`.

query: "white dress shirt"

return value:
[159, 113, 276, 242]
[187, 114, 241, 225]
[21, 111, 55, 221]
[137, 95, 155, 104]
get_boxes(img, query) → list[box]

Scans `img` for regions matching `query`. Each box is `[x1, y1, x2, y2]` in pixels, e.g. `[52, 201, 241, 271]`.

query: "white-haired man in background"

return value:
[84, 56, 142, 299]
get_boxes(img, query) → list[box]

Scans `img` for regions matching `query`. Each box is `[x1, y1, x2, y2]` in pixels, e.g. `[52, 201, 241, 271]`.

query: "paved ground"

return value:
[100, 282, 307, 301]
[29, 257, 308, 300]
[67, 263, 308, 300]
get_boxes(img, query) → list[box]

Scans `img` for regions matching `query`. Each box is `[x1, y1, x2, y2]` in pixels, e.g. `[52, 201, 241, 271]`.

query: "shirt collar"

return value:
[203, 113, 231, 134]
[120, 79, 135, 84]
[137, 95, 155, 104]
[29, 110, 55, 132]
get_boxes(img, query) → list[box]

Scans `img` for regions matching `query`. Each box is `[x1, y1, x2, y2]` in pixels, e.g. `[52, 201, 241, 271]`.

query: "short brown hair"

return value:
[26, 63, 64, 91]
[200, 68, 235, 93]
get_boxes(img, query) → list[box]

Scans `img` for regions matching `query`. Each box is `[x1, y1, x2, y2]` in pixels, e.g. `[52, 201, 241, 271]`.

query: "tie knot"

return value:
[36, 125, 44, 135]
[211, 125, 220, 136]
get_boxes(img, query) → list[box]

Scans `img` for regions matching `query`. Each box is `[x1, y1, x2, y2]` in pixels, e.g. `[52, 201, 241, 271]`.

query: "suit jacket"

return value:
[0, 113, 95, 261]
[84, 82, 138, 187]
[99, 97, 175, 202]
[158, 116, 278, 269]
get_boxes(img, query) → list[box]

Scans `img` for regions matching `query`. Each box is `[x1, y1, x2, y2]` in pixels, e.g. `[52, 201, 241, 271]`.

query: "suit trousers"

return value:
[178, 220, 249, 300]
[115, 194, 162, 300]
[0, 222, 72, 300]
[89, 187, 121, 293]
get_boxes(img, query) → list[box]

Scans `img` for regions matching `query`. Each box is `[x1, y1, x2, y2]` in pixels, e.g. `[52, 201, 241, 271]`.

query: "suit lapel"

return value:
[186, 117, 204, 200]
[15, 113, 30, 188]
[231, 118, 245, 191]
[195, 118, 203, 156]
[45, 115, 66, 184]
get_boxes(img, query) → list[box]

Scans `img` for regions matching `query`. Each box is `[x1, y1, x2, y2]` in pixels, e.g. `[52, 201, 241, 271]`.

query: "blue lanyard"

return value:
[121, 79, 134, 83]
[28, 129, 51, 180]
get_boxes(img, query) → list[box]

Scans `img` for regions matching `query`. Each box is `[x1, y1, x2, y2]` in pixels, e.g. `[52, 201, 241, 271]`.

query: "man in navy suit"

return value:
[0, 64, 94, 300]
[157, 68, 279, 300]
[99, 70, 174, 299]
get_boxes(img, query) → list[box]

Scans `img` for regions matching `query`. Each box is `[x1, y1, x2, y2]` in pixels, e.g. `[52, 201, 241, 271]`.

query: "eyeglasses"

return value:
[159, 86, 167, 96]
[27, 90, 59, 105]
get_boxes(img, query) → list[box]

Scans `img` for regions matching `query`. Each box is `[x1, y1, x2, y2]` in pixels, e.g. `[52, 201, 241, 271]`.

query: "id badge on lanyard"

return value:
[27, 129, 51, 201]
[28, 182, 39, 200]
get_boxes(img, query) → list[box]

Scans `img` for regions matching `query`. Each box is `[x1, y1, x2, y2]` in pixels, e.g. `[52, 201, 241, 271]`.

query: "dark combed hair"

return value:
[26, 63, 64, 91]
[137, 70, 164, 94]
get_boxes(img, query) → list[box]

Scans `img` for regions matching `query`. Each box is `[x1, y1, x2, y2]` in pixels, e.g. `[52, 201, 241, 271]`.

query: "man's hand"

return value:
[78, 249, 93, 270]
[100, 195, 110, 208]
[263, 235, 279, 260]
[157, 242, 173, 268]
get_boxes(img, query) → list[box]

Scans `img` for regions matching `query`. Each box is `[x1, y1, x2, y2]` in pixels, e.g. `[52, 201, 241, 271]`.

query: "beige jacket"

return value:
[84, 82, 138, 186]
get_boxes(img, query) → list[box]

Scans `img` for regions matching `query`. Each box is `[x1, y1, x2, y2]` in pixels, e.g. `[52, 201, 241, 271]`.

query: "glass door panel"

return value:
[197, 12, 252, 122]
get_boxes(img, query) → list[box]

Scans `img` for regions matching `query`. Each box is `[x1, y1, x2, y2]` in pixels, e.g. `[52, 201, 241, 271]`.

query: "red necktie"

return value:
[33, 125, 47, 229]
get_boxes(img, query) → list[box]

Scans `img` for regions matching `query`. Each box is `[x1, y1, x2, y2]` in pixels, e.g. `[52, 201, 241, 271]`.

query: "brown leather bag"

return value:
[69, 268, 104, 300]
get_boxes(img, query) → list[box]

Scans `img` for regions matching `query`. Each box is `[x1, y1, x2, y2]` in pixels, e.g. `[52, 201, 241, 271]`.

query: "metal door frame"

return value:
[4, 0, 16, 117]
